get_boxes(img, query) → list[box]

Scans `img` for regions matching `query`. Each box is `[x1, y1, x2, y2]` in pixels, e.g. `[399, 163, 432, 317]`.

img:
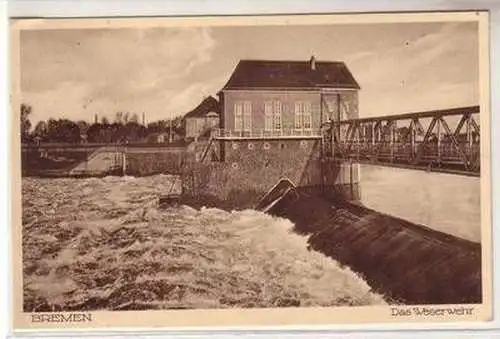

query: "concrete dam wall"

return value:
[22, 146, 186, 177]
[21, 147, 95, 176]
[266, 190, 481, 305]
[125, 148, 185, 176]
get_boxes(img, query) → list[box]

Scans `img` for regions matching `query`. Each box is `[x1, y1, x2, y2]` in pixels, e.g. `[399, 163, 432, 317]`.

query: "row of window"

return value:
[234, 100, 313, 132]
[231, 140, 309, 150]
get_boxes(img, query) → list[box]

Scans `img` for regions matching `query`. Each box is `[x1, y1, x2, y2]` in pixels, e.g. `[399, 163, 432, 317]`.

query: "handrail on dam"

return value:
[212, 128, 322, 139]
[324, 105, 481, 176]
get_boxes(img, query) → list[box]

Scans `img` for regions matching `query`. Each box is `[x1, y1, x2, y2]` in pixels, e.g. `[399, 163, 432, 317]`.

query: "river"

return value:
[22, 167, 479, 311]
[360, 165, 481, 243]
[22, 175, 385, 312]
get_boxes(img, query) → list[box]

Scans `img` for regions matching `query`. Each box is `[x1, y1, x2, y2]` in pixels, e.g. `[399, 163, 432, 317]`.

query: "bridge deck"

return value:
[323, 105, 481, 176]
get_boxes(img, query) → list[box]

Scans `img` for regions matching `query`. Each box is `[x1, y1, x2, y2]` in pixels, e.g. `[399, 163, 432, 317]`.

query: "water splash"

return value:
[22, 175, 386, 312]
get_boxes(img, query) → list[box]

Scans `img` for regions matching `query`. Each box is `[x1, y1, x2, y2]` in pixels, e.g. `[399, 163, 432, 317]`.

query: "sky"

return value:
[19, 21, 479, 125]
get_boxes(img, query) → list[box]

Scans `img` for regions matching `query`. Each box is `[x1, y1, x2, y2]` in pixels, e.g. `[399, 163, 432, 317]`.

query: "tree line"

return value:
[20, 104, 185, 144]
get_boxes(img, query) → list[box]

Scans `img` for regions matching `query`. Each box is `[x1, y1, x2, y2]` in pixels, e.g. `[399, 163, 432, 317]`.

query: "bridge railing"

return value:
[324, 105, 481, 175]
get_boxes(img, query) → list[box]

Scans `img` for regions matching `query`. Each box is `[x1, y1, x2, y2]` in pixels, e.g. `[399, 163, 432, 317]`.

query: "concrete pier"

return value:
[180, 138, 361, 209]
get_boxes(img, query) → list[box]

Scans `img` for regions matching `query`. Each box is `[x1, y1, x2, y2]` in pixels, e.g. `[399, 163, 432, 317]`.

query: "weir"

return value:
[178, 104, 482, 305]
[20, 56, 483, 305]
[21, 105, 483, 305]
[252, 177, 481, 304]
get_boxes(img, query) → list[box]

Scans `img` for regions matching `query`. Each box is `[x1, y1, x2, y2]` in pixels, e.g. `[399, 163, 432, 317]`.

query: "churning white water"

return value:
[22, 175, 386, 311]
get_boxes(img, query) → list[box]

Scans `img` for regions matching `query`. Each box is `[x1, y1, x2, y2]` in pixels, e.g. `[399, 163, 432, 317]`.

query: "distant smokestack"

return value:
[142, 112, 145, 125]
[310, 55, 316, 71]
[94, 114, 98, 124]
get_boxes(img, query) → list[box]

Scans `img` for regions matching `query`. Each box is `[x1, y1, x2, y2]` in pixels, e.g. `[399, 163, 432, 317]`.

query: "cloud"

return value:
[352, 22, 478, 117]
[162, 74, 229, 115]
[22, 83, 93, 124]
[21, 26, 217, 123]
[20, 22, 478, 125]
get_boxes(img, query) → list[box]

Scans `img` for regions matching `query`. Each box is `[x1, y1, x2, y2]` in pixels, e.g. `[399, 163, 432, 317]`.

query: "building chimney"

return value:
[310, 55, 316, 71]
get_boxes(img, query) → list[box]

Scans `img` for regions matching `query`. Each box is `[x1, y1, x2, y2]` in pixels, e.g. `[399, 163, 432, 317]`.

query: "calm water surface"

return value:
[360, 165, 481, 243]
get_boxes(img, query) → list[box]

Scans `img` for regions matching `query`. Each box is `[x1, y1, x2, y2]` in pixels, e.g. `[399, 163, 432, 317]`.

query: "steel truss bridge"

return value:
[322, 106, 481, 177]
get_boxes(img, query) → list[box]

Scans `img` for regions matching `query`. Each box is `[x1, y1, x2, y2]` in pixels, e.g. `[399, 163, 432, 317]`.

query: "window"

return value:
[243, 101, 252, 132]
[273, 111, 281, 131]
[234, 101, 252, 132]
[197, 118, 205, 132]
[294, 103, 302, 129]
[303, 102, 312, 130]
[264, 102, 273, 131]
[265, 100, 282, 131]
[340, 99, 350, 120]
[294, 101, 312, 130]
[234, 103, 243, 132]
[324, 97, 339, 122]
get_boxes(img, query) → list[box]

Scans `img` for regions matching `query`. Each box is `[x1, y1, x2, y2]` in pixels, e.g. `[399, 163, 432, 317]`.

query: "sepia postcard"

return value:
[9, 11, 492, 330]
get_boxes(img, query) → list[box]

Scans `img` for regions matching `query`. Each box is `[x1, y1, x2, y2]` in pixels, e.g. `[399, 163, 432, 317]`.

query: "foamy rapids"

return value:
[22, 175, 386, 311]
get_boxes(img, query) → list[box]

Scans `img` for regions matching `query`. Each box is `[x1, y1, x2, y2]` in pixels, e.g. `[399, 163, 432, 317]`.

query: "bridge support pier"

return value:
[180, 138, 361, 209]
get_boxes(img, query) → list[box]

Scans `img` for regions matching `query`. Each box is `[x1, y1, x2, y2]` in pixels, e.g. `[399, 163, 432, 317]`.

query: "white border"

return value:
[5, 0, 500, 17]
[3, 0, 499, 337]
[2, 1, 10, 339]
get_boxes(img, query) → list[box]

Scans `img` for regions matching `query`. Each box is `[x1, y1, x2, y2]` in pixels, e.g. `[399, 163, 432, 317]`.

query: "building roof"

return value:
[221, 58, 360, 91]
[184, 96, 221, 119]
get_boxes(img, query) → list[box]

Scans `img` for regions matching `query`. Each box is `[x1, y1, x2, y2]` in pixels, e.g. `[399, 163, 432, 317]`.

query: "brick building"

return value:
[216, 56, 360, 138]
[186, 56, 363, 204]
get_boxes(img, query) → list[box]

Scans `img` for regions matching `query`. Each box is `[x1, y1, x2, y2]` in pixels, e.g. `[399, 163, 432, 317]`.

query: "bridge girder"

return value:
[323, 106, 481, 177]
